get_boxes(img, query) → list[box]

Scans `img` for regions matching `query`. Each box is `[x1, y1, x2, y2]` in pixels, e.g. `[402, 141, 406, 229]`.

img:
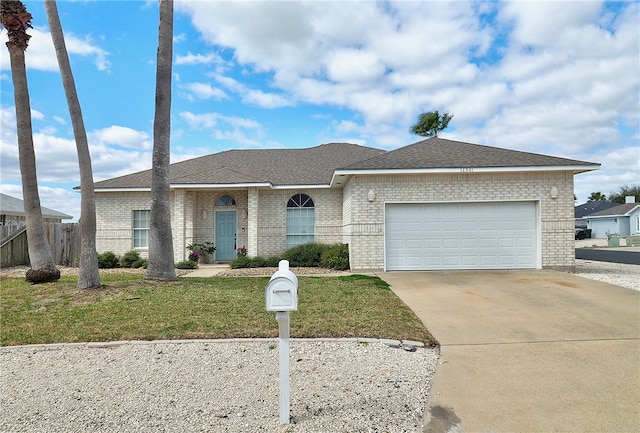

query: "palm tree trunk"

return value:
[145, 0, 176, 281]
[45, 0, 101, 289]
[2, 1, 59, 283]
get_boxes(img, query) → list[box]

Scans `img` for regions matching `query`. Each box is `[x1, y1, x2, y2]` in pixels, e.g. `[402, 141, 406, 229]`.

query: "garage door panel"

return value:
[461, 239, 478, 248]
[462, 256, 479, 266]
[386, 202, 537, 270]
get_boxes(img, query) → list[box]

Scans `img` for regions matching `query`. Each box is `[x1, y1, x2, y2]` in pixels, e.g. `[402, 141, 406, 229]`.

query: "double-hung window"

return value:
[133, 210, 150, 248]
[286, 194, 315, 248]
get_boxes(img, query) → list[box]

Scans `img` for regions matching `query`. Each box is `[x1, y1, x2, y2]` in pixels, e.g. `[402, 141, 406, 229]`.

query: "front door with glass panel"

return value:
[215, 211, 236, 261]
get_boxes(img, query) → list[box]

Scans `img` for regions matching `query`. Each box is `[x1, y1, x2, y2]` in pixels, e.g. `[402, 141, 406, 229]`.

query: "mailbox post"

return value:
[265, 260, 298, 424]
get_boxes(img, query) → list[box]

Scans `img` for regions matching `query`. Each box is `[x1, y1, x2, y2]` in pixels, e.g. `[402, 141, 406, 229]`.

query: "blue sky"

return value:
[1, 0, 638, 221]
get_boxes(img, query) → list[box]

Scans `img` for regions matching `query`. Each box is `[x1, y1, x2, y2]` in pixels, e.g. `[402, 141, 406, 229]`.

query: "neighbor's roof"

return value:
[0, 193, 73, 219]
[91, 138, 599, 190]
[575, 201, 620, 219]
[586, 203, 640, 218]
[340, 138, 600, 172]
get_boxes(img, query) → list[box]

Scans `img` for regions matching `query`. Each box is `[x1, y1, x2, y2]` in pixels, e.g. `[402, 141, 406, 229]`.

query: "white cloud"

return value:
[499, 1, 603, 48]
[181, 82, 228, 101]
[180, 111, 262, 131]
[31, 109, 45, 120]
[179, 111, 265, 147]
[211, 73, 294, 108]
[1, 27, 110, 72]
[175, 51, 224, 65]
[89, 126, 152, 150]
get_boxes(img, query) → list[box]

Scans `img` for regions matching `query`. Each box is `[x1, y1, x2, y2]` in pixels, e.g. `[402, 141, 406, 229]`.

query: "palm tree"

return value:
[144, 0, 176, 281]
[1, 0, 59, 283]
[410, 111, 454, 138]
[45, 0, 101, 289]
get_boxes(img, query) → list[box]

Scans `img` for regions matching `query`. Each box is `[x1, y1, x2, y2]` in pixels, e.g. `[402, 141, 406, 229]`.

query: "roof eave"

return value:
[93, 182, 335, 193]
[330, 164, 600, 186]
[587, 205, 640, 218]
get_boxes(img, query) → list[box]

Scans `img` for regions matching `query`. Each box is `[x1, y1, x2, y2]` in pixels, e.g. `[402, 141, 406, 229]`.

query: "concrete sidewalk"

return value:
[381, 270, 640, 433]
[182, 264, 230, 277]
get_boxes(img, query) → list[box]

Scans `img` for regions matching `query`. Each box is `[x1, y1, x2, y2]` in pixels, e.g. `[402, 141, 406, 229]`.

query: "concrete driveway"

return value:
[380, 270, 640, 433]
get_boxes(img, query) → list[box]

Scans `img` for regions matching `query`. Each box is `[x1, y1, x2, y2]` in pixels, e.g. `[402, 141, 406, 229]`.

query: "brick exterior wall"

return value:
[343, 171, 575, 271]
[95, 170, 575, 271]
[255, 188, 343, 258]
[95, 191, 153, 258]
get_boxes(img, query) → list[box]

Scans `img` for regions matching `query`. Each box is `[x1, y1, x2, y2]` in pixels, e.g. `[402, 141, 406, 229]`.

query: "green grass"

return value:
[0, 274, 436, 347]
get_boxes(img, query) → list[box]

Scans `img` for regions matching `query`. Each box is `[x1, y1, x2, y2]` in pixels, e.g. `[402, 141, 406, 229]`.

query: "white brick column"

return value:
[173, 189, 185, 262]
[184, 192, 195, 260]
[248, 187, 259, 257]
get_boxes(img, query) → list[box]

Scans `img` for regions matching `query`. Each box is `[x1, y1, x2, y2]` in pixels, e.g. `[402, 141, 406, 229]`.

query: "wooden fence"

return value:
[1, 222, 81, 268]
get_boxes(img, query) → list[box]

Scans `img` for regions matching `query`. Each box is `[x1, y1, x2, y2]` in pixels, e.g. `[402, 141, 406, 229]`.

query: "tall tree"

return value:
[45, 0, 100, 289]
[1, 0, 59, 283]
[608, 184, 640, 204]
[145, 0, 176, 281]
[587, 192, 606, 202]
[410, 110, 454, 138]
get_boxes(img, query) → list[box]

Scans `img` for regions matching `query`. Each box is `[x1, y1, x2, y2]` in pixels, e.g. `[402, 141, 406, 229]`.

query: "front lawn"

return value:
[0, 274, 436, 346]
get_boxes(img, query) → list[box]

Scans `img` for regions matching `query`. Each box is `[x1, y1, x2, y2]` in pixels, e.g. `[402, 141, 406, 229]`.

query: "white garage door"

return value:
[385, 202, 538, 271]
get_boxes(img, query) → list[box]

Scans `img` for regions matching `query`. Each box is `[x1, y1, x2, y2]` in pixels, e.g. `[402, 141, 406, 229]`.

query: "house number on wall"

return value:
[459, 167, 474, 173]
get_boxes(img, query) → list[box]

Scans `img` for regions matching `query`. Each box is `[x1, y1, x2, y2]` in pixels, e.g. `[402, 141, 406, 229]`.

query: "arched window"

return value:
[286, 193, 315, 248]
[215, 195, 236, 207]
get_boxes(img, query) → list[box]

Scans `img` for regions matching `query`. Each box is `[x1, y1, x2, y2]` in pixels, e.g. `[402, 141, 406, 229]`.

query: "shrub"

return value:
[321, 243, 350, 270]
[265, 256, 281, 267]
[131, 258, 147, 269]
[120, 250, 140, 268]
[229, 255, 251, 269]
[97, 251, 119, 269]
[282, 243, 331, 267]
[175, 260, 197, 269]
[249, 256, 267, 268]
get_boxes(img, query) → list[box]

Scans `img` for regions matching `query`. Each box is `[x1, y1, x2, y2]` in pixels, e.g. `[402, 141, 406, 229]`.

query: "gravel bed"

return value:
[0, 340, 438, 433]
[573, 259, 639, 291]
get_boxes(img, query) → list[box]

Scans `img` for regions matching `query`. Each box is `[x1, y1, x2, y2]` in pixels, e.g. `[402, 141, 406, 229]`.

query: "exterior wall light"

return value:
[550, 186, 558, 199]
[368, 189, 375, 202]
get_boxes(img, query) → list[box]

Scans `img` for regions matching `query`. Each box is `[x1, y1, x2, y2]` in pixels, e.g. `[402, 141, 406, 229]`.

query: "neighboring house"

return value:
[574, 201, 619, 229]
[89, 137, 599, 272]
[0, 193, 73, 225]
[586, 198, 640, 238]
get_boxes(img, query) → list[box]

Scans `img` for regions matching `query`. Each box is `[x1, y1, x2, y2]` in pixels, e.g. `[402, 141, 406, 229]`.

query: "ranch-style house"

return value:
[90, 137, 599, 271]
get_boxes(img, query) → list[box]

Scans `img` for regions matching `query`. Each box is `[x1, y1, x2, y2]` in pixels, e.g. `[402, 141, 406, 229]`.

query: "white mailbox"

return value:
[266, 260, 298, 311]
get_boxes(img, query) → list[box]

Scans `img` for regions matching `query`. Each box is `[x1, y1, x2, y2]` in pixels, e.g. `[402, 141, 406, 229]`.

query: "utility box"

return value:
[266, 260, 298, 312]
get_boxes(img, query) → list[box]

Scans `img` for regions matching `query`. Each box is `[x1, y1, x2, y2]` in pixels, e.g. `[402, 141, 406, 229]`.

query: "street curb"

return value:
[0, 337, 429, 351]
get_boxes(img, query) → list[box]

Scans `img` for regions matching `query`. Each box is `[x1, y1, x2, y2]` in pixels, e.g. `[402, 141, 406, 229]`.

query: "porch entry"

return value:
[215, 211, 236, 261]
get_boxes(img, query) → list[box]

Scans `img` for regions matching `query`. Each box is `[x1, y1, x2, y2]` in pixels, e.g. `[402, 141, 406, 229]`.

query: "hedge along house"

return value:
[88, 138, 599, 272]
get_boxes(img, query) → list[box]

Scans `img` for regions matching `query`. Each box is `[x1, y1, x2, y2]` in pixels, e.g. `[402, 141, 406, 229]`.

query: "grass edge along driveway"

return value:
[1, 274, 436, 347]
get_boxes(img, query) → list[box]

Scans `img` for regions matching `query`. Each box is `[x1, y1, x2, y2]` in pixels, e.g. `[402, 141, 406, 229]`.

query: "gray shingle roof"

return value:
[574, 201, 619, 218]
[0, 193, 73, 219]
[93, 143, 385, 189]
[587, 203, 640, 217]
[341, 138, 599, 170]
[92, 138, 599, 189]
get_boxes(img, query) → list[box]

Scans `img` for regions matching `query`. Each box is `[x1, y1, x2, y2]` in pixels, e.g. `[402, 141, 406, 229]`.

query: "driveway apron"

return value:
[380, 270, 640, 433]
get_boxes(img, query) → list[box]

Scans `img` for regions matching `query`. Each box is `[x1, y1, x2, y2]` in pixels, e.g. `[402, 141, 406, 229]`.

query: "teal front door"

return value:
[215, 211, 236, 261]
